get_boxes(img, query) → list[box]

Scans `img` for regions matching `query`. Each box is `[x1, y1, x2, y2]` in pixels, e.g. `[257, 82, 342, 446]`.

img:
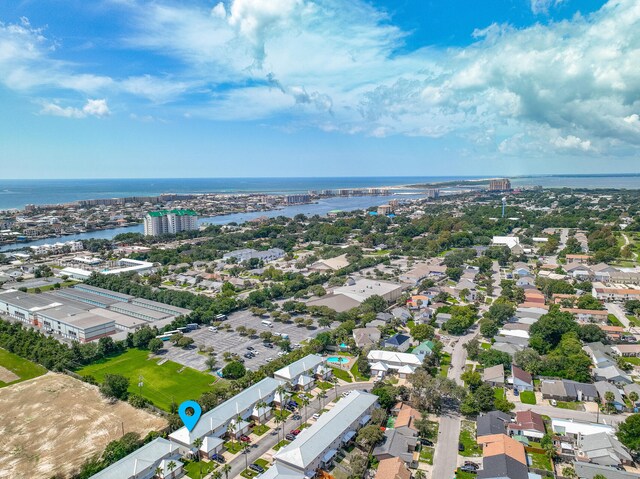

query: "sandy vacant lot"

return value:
[0, 373, 167, 479]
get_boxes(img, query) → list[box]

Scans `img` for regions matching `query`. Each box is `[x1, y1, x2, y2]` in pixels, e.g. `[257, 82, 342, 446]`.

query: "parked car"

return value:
[264, 342, 274, 348]
[249, 464, 265, 473]
[513, 389, 520, 397]
[285, 433, 296, 441]
[464, 462, 479, 469]
[458, 443, 465, 452]
[287, 400, 298, 408]
[550, 399, 557, 406]
[266, 357, 273, 362]
[239, 435, 251, 443]
[312, 413, 320, 420]
[243, 353, 253, 359]
[292, 414, 302, 421]
[460, 466, 477, 474]
[420, 438, 434, 446]
[247, 346, 255, 351]
[290, 429, 301, 436]
[211, 454, 225, 464]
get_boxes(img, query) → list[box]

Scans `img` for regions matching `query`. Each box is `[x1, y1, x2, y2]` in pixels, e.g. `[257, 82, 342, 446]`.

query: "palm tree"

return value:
[604, 391, 615, 413]
[332, 377, 339, 399]
[241, 440, 251, 472]
[301, 396, 310, 424]
[167, 460, 177, 479]
[414, 471, 426, 479]
[211, 471, 222, 479]
[192, 437, 203, 461]
[274, 414, 283, 444]
[221, 463, 232, 479]
[227, 421, 237, 446]
[256, 400, 268, 426]
[629, 391, 639, 406]
[154, 466, 162, 479]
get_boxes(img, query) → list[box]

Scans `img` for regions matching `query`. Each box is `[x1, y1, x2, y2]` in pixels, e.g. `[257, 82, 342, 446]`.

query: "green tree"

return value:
[100, 373, 130, 400]
[222, 361, 246, 379]
[411, 324, 434, 342]
[356, 424, 385, 449]
[148, 338, 164, 353]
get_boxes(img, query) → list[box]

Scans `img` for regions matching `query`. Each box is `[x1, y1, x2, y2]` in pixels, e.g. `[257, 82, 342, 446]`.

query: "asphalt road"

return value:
[431, 329, 478, 479]
[606, 302, 631, 328]
[227, 382, 372, 479]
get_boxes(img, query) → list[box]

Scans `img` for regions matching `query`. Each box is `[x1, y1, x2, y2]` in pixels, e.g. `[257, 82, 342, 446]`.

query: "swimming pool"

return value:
[326, 356, 350, 364]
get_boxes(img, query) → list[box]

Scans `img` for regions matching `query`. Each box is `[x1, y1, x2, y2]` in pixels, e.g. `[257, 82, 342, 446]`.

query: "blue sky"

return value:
[1, 0, 638, 179]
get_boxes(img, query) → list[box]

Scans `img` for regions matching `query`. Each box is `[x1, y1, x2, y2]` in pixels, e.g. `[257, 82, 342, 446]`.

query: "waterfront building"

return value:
[143, 209, 198, 236]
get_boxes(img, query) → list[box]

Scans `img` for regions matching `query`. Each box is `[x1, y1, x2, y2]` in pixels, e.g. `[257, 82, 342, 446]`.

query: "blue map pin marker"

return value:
[178, 400, 202, 431]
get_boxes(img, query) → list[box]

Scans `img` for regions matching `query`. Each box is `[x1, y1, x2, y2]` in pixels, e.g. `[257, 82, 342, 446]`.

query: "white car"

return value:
[266, 357, 273, 362]
[208, 326, 218, 332]
[550, 399, 557, 406]
[312, 413, 320, 420]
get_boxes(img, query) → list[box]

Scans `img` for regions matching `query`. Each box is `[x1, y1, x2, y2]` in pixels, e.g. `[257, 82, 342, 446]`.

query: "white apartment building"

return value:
[144, 209, 198, 236]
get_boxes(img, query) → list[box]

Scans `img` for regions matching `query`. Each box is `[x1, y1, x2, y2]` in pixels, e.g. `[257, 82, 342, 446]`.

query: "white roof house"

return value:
[492, 236, 520, 249]
[269, 391, 378, 477]
[367, 350, 422, 369]
[90, 438, 182, 479]
[551, 418, 614, 438]
[169, 377, 284, 446]
[273, 354, 326, 385]
[333, 278, 405, 303]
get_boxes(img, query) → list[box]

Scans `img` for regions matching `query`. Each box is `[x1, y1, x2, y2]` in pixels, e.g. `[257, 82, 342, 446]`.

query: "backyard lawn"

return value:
[459, 421, 482, 457]
[183, 460, 217, 479]
[529, 452, 553, 471]
[520, 391, 537, 405]
[331, 367, 353, 383]
[350, 362, 370, 382]
[439, 353, 451, 377]
[76, 348, 216, 410]
[494, 388, 505, 400]
[0, 348, 47, 388]
[556, 401, 581, 410]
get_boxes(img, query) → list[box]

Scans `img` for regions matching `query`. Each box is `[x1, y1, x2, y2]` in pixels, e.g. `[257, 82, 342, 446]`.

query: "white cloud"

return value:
[40, 99, 110, 118]
[530, 0, 565, 15]
[2, 0, 640, 162]
[552, 135, 592, 151]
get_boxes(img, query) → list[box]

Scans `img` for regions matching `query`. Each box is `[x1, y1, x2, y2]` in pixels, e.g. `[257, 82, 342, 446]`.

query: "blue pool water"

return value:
[326, 356, 349, 364]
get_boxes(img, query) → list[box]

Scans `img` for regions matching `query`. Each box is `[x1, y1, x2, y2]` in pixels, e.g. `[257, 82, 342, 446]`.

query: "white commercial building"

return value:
[262, 391, 378, 478]
[333, 277, 406, 303]
[551, 418, 615, 439]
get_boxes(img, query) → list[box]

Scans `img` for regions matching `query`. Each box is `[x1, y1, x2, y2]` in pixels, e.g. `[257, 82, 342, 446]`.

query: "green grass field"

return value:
[459, 420, 482, 457]
[0, 348, 47, 388]
[520, 391, 537, 405]
[76, 349, 215, 410]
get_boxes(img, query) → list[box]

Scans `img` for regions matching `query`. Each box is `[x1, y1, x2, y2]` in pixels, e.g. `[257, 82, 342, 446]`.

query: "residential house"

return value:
[540, 379, 598, 402]
[434, 312, 451, 329]
[169, 377, 284, 457]
[573, 461, 640, 479]
[412, 340, 435, 361]
[612, 344, 640, 357]
[352, 327, 381, 348]
[623, 383, 640, 409]
[516, 277, 535, 287]
[373, 457, 412, 479]
[372, 428, 418, 468]
[551, 418, 614, 440]
[512, 262, 531, 277]
[89, 438, 184, 479]
[367, 350, 422, 379]
[273, 354, 329, 390]
[476, 434, 529, 479]
[595, 381, 626, 411]
[593, 366, 632, 386]
[264, 391, 378, 478]
[592, 283, 640, 302]
[476, 411, 510, 437]
[391, 307, 412, 323]
[583, 342, 617, 369]
[482, 364, 505, 387]
[510, 365, 534, 392]
[561, 308, 608, 324]
[507, 410, 545, 440]
[576, 432, 633, 466]
[309, 254, 349, 272]
[393, 403, 422, 437]
[383, 333, 412, 352]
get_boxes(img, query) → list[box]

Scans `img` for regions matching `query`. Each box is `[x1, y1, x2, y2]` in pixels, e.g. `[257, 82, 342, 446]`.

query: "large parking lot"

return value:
[161, 309, 334, 372]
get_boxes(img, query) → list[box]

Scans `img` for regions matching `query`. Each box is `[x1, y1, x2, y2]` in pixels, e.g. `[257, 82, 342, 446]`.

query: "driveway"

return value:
[606, 302, 630, 328]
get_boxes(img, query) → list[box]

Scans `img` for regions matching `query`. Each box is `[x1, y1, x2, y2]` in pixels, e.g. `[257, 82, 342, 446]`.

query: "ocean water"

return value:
[0, 177, 468, 210]
[2, 175, 640, 211]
